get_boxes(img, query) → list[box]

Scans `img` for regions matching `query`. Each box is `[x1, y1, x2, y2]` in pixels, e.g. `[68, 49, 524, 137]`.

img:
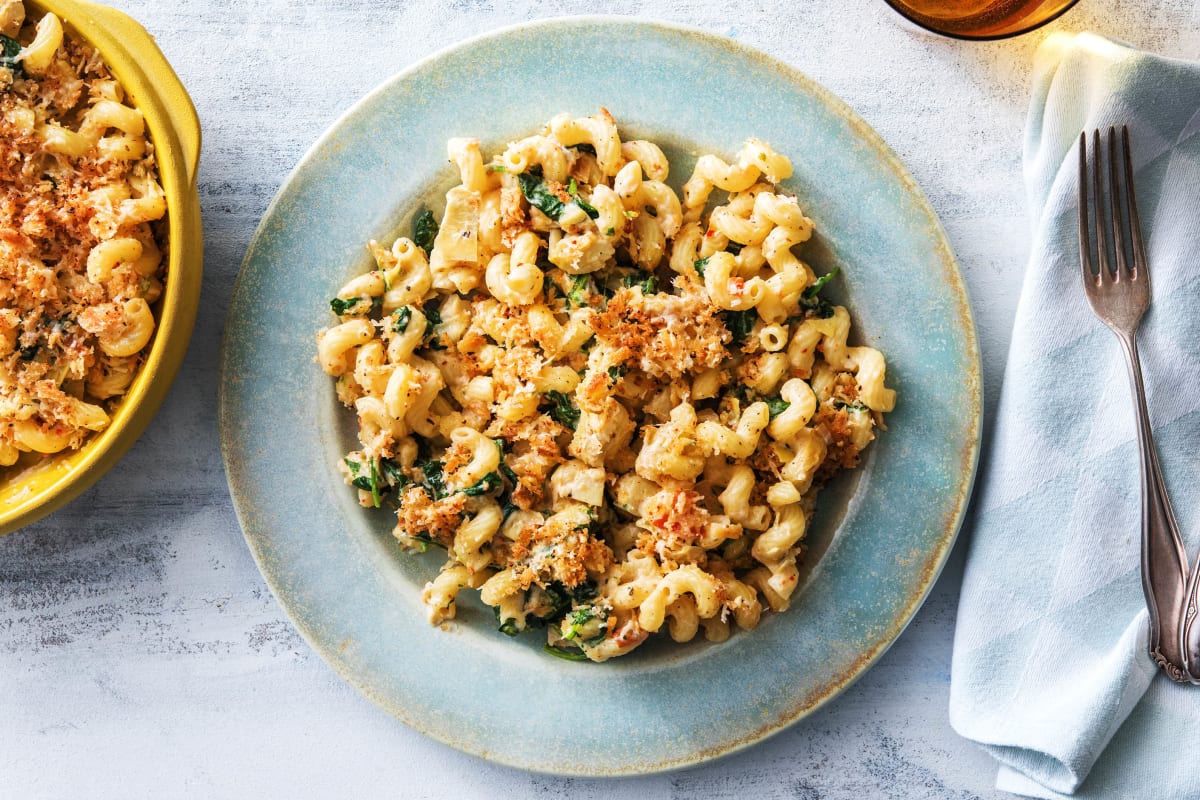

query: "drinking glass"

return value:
[882, 0, 1082, 40]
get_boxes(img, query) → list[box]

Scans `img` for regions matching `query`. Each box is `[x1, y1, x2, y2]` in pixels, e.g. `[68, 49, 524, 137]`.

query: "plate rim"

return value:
[218, 13, 983, 775]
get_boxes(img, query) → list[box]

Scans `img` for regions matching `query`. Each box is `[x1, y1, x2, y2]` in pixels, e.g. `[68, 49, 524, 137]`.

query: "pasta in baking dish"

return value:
[0, 2, 166, 466]
[317, 110, 894, 661]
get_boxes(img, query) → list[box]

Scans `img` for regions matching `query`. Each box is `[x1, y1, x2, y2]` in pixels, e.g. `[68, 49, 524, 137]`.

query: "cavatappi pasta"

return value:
[0, 2, 166, 466]
[317, 110, 895, 661]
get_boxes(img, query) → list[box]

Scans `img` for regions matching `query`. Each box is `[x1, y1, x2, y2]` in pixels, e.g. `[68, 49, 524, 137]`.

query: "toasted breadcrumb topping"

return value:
[592, 284, 728, 378]
[0, 6, 166, 468]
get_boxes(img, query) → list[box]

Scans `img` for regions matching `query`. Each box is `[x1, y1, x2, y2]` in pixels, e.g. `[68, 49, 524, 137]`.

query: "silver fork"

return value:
[1078, 126, 1194, 683]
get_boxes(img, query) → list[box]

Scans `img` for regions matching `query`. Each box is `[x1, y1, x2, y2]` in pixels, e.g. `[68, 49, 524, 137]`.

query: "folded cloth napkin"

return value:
[949, 32, 1200, 800]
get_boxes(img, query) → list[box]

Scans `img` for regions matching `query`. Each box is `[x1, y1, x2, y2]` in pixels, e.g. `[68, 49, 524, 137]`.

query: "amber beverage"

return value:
[884, 0, 1081, 39]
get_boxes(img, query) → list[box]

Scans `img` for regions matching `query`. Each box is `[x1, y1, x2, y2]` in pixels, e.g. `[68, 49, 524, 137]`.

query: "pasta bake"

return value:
[0, 1, 166, 467]
[317, 110, 894, 661]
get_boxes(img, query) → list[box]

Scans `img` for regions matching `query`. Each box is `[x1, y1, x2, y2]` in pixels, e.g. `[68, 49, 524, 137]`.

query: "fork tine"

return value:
[1121, 126, 1149, 283]
[1107, 127, 1129, 280]
[1092, 129, 1112, 283]
[1078, 132, 1094, 284]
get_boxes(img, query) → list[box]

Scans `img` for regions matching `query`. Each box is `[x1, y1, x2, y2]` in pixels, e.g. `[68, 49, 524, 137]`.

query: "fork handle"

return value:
[1117, 333, 1192, 681]
[1182, 548, 1200, 682]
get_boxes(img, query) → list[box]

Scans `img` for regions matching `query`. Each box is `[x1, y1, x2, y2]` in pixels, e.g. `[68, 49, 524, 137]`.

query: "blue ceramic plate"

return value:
[220, 17, 980, 775]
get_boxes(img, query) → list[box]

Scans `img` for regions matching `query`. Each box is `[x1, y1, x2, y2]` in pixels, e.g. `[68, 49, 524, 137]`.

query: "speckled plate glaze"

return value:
[219, 17, 981, 776]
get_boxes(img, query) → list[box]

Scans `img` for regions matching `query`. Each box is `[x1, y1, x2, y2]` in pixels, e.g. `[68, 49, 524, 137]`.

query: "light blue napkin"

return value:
[950, 33, 1200, 800]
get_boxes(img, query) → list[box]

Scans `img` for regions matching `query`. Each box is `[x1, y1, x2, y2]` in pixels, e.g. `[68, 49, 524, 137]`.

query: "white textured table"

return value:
[2, 1, 1197, 797]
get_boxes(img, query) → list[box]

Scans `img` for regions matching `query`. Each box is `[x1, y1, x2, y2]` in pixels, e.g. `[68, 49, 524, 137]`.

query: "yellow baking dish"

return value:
[0, 0, 202, 534]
